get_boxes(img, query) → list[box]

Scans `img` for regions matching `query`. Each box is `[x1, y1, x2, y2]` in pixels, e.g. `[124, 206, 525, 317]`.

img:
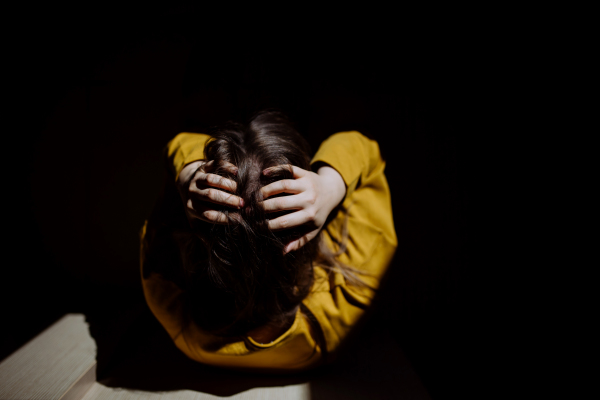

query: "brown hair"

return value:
[176, 110, 318, 336]
[173, 110, 366, 337]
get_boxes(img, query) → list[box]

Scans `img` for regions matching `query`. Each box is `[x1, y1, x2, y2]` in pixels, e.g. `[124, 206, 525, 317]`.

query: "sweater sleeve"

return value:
[165, 133, 212, 182]
[305, 131, 397, 356]
[311, 131, 397, 248]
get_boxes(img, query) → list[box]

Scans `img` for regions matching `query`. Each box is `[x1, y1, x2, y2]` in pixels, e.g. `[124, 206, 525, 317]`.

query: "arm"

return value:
[312, 131, 397, 248]
[261, 131, 395, 252]
[310, 131, 385, 203]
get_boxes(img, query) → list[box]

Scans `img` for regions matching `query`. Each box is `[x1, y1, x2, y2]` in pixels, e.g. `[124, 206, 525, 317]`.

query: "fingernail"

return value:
[239, 198, 244, 208]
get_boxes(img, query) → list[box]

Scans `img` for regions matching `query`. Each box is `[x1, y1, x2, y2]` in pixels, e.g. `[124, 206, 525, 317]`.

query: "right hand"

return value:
[177, 160, 244, 225]
[260, 164, 346, 253]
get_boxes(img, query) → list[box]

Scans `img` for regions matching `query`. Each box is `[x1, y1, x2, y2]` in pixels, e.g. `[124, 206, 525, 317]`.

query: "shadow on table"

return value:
[85, 284, 429, 399]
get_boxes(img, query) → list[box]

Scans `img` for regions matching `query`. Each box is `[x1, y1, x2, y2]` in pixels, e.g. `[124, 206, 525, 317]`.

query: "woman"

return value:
[141, 110, 396, 372]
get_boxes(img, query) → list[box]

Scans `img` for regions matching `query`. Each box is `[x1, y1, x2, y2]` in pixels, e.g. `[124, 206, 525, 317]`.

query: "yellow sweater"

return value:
[141, 131, 397, 372]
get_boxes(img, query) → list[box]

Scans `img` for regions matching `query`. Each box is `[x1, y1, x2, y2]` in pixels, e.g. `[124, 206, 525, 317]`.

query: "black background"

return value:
[3, 5, 513, 398]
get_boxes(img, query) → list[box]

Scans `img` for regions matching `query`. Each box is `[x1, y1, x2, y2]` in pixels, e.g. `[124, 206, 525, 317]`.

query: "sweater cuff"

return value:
[310, 131, 367, 201]
[166, 133, 212, 182]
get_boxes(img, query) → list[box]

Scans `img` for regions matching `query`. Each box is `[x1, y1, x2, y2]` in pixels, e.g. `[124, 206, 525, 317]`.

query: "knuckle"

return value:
[204, 210, 221, 221]
[279, 217, 289, 229]
[207, 188, 220, 200]
[266, 200, 276, 211]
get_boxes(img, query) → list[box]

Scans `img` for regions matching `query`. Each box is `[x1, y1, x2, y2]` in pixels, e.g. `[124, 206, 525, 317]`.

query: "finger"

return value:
[221, 161, 239, 175]
[199, 209, 230, 224]
[283, 231, 318, 254]
[260, 179, 304, 199]
[186, 201, 230, 224]
[192, 187, 244, 208]
[203, 160, 238, 175]
[263, 165, 309, 179]
[290, 165, 310, 179]
[267, 210, 316, 231]
[199, 160, 214, 171]
[262, 195, 305, 212]
[194, 172, 237, 192]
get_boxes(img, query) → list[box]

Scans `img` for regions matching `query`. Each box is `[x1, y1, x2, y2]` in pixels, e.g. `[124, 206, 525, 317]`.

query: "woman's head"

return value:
[179, 110, 317, 336]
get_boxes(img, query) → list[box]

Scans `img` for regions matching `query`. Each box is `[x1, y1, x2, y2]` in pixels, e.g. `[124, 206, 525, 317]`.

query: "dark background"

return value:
[3, 5, 511, 399]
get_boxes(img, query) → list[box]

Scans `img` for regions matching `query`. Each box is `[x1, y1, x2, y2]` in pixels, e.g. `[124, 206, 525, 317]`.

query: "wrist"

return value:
[317, 165, 346, 209]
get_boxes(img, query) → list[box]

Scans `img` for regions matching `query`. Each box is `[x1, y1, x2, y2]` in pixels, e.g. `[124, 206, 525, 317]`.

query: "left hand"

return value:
[260, 165, 346, 253]
[177, 160, 243, 225]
